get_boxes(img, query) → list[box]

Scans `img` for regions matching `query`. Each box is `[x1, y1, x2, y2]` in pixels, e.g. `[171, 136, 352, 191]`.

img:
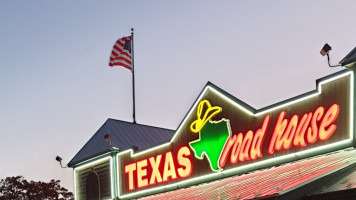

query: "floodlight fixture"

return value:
[320, 43, 332, 56]
[104, 134, 111, 141]
[131, 145, 139, 152]
[55, 156, 67, 168]
[56, 156, 62, 162]
[104, 134, 112, 148]
[320, 43, 341, 67]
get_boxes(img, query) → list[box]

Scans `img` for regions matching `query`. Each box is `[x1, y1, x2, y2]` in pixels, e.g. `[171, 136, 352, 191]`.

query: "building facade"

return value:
[69, 49, 356, 200]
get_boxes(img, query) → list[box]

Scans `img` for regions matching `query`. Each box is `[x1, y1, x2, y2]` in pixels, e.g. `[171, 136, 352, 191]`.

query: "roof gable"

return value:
[340, 46, 356, 67]
[68, 119, 174, 167]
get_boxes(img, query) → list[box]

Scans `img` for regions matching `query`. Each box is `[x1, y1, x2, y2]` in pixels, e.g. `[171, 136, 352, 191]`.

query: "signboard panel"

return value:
[116, 70, 354, 199]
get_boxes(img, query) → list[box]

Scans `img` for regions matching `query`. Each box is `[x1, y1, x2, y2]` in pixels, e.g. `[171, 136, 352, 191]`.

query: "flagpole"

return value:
[131, 28, 136, 124]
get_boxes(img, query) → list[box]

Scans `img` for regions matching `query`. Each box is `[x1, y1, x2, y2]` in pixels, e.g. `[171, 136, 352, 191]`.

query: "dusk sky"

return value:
[1, 1, 356, 192]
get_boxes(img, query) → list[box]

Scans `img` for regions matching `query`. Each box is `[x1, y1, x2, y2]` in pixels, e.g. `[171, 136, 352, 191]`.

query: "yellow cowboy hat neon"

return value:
[190, 100, 222, 133]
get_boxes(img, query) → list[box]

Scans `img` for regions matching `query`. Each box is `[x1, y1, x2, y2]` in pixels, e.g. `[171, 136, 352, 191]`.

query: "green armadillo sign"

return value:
[117, 70, 354, 199]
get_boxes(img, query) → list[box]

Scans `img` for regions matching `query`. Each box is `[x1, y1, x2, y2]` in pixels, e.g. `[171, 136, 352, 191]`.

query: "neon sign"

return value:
[219, 115, 270, 168]
[124, 146, 192, 191]
[218, 103, 339, 168]
[117, 70, 354, 199]
[269, 104, 339, 154]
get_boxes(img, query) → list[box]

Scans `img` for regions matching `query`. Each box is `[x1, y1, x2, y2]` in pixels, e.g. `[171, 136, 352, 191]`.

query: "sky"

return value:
[1, 0, 356, 192]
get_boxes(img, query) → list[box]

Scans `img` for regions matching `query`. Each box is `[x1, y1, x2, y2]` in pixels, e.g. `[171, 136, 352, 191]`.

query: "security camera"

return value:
[55, 156, 66, 168]
[56, 156, 62, 162]
[320, 43, 341, 67]
[320, 43, 332, 56]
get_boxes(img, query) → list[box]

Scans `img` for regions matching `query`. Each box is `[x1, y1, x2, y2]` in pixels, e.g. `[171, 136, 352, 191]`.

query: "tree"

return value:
[0, 176, 73, 200]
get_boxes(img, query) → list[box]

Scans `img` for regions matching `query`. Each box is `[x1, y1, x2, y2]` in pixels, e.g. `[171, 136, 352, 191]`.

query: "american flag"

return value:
[109, 36, 132, 70]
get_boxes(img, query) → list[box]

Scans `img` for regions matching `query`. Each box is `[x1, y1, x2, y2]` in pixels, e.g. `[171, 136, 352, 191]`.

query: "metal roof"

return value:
[307, 156, 356, 195]
[68, 119, 174, 167]
[340, 46, 356, 67]
[141, 148, 356, 200]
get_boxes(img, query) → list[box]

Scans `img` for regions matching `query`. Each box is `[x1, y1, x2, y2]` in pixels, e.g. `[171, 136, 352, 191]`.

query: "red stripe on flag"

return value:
[109, 36, 132, 71]
[115, 36, 131, 47]
[113, 45, 131, 58]
[110, 56, 132, 65]
[116, 40, 124, 48]
[109, 61, 132, 70]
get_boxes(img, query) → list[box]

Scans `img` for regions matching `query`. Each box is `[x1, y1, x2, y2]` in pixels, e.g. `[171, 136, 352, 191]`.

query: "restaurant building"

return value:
[68, 47, 356, 200]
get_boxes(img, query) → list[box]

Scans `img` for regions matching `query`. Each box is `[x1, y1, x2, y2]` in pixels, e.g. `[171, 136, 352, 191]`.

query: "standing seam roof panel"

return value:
[68, 119, 174, 167]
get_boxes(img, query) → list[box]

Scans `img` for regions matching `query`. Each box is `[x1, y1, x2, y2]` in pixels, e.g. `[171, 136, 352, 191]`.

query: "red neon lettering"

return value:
[219, 115, 269, 167]
[268, 111, 288, 154]
[230, 134, 243, 164]
[124, 104, 340, 190]
[125, 163, 136, 191]
[250, 115, 270, 160]
[269, 104, 339, 154]
[125, 147, 193, 190]
[137, 159, 148, 188]
[308, 106, 324, 144]
[149, 155, 162, 185]
[219, 134, 238, 167]
[282, 115, 298, 150]
[239, 130, 253, 162]
[177, 146, 192, 178]
[163, 152, 177, 181]
[293, 113, 312, 147]
[319, 104, 339, 141]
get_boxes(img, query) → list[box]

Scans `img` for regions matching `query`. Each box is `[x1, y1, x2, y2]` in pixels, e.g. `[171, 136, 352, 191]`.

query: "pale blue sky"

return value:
[1, 0, 355, 191]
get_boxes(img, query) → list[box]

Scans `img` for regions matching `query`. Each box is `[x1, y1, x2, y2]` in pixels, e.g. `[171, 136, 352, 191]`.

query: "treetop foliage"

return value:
[0, 176, 73, 200]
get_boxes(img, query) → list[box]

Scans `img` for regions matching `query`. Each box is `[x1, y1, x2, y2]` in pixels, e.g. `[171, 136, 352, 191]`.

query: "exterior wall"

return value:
[116, 70, 355, 199]
[71, 69, 356, 200]
[74, 157, 113, 200]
